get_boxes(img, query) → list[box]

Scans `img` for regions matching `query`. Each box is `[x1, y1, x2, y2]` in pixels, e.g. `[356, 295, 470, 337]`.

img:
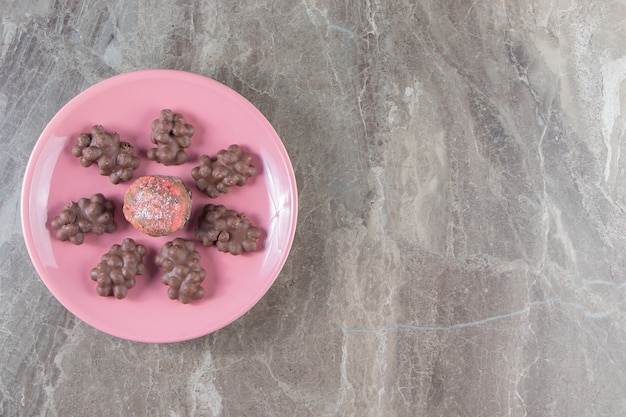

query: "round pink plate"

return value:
[21, 70, 298, 343]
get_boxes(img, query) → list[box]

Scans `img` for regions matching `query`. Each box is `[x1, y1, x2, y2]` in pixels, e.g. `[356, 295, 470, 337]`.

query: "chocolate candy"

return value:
[71, 125, 140, 184]
[147, 109, 195, 166]
[196, 204, 262, 255]
[50, 193, 117, 245]
[90, 238, 146, 299]
[191, 144, 256, 198]
[156, 238, 206, 304]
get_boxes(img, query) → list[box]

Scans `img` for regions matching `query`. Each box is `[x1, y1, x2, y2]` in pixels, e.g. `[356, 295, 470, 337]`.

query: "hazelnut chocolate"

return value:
[50, 193, 117, 245]
[71, 125, 140, 184]
[156, 238, 206, 304]
[147, 109, 195, 166]
[90, 238, 146, 299]
[191, 144, 256, 198]
[195, 204, 262, 255]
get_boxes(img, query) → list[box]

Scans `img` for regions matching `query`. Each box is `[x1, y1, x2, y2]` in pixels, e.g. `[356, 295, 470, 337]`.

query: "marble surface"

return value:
[2, 0, 626, 415]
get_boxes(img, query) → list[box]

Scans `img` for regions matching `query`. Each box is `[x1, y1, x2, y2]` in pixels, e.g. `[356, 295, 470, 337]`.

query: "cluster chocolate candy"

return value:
[72, 125, 140, 184]
[90, 238, 146, 299]
[147, 109, 195, 166]
[191, 144, 256, 198]
[196, 204, 262, 255]
[156, 238, 206, 304]
[50, 193, 117, 245]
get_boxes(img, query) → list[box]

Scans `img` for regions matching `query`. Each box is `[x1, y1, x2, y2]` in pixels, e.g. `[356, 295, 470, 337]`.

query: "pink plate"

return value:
[21, 70, 298, 343]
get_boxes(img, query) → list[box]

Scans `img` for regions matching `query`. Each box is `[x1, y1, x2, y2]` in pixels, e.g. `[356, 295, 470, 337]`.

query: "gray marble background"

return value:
[2, 0, 626, 416]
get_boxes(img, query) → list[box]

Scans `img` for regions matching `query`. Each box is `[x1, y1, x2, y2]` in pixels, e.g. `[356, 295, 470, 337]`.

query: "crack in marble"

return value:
[583, 279, 626, 289]
[338, 341, 355, 412]
[327, 24, 355, 39]
[600, 56, 626, 184]
[365, 0, 380, 39]
[342, 298, 610, 334]
[188, 348, 222, 417]
[511, 356, 541, 417]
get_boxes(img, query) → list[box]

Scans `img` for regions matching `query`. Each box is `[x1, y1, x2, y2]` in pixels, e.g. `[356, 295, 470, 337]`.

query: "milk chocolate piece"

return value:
[156, 238, 206, 304]
[50, 193, 117, 245]
[71, 125, 140, 184]
[191, 144, 256, 198]
[147, 109, 194, 166]
[90, 238, 146, 299]
[195, 204, 262, 255]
